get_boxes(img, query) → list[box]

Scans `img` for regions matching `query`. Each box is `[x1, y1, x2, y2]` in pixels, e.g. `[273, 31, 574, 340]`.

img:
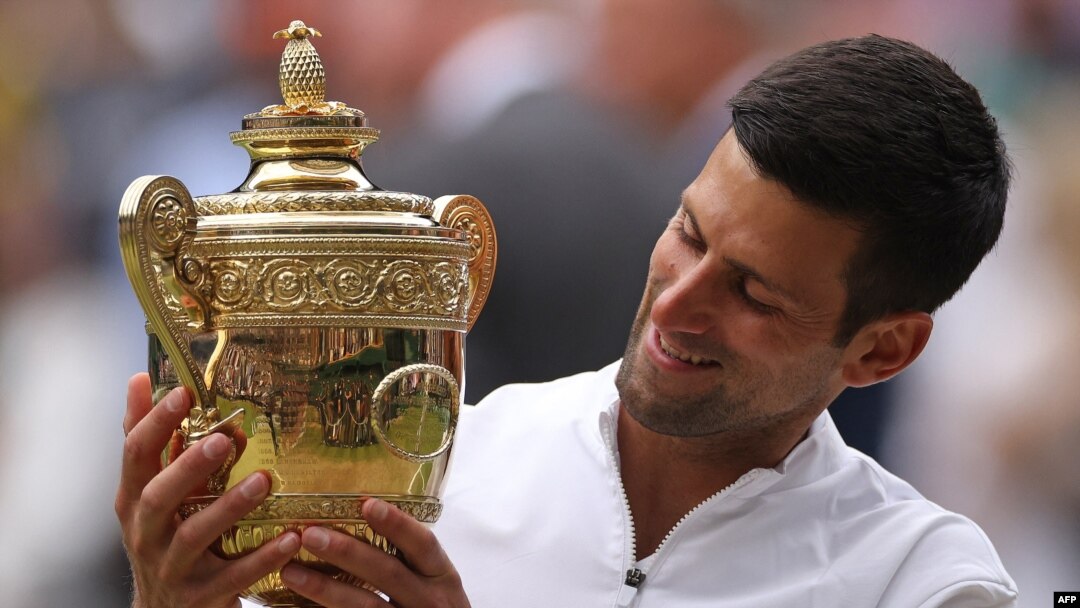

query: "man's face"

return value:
[616, 132, 862, 437]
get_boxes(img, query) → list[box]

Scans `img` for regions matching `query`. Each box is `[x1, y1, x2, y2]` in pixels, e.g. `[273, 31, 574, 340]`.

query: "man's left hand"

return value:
[281, 498, 470, 607]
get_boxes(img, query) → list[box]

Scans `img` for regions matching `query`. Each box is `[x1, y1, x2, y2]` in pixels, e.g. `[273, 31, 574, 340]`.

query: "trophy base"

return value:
[180, 494, 442, 607]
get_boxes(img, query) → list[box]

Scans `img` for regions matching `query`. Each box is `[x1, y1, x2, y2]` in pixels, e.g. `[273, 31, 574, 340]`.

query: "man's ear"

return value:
[841, 311, 933, 388]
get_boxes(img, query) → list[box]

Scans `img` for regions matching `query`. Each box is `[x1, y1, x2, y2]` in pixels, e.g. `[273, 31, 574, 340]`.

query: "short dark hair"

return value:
[728, 34, 1010, 344]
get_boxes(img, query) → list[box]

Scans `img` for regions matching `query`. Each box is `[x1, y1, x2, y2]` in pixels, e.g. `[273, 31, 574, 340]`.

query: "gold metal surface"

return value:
[120, 175, 214, 410]
[194, 191, 434, 216]
[119, 21, 496, 607]
[262, 20, 350, 117]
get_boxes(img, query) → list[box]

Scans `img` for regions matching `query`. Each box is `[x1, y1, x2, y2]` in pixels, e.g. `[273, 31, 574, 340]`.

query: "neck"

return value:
[615, 406, 815, 558]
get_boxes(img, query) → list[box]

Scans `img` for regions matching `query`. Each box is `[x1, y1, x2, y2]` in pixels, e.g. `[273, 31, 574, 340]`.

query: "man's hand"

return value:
[281, 499, 470, 607]
[116, 373, 300, 608]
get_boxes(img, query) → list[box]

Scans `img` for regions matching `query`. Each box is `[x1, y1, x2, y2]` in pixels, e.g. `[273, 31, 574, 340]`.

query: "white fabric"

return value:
[242, 361, 1016, 607]
[435, 361, 1017, 608]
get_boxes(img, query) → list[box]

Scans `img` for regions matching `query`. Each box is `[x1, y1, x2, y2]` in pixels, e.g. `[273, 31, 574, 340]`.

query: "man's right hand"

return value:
[116, 373, 300, 608]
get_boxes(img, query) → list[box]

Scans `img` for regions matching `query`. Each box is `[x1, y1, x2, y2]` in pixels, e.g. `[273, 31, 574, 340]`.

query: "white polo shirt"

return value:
[435, 362, 1017, 607]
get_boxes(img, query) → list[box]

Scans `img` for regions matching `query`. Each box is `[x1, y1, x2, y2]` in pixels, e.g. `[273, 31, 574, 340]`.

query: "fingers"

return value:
[117, 374, 301, 608]
[232, 424, 249, 461]
[166, 471, 273, 572]
[134, 432, 236, 537]
[132, 530, 301, 608]
[363, 499, 451, 578]
[123, 373, 153, 436]
[293, 500, 464, 607]
[117, 385, 191, 516]
[280, 563, 389, 608]
[307, 523, 417, 590]
[217, 531, 302, 598]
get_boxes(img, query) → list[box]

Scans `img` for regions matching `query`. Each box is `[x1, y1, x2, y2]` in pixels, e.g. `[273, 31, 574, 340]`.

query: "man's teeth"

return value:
[659, 335, 715, 366]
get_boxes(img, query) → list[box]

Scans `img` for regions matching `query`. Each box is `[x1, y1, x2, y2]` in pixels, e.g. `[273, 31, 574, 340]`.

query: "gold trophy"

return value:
[118, 21, 496, 606]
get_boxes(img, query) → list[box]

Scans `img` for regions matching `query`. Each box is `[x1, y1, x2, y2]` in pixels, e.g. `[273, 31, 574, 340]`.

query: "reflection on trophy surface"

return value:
[119, 20, 495, 607]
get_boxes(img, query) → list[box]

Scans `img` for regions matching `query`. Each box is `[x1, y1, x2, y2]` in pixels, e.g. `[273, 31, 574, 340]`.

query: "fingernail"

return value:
[281, 564, 308, 586]
[163, 388, 185, 412]
[202, 433, 229, 459]
[238, 472, 268, 499]
[277, 531, 300, 554]
[366, 498, 388, 522]
[304, 526, 330, 551]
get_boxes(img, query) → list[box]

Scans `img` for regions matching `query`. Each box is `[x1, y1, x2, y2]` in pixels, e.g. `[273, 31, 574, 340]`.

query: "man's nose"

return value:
[649, 264, 719, 335]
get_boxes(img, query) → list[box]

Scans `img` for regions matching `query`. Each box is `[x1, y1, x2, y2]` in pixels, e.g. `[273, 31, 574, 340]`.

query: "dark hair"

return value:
[728, 34, 1010, 344]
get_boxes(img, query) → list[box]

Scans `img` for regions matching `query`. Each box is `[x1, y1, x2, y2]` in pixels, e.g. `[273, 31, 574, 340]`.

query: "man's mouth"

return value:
[659, 334, 719, 366]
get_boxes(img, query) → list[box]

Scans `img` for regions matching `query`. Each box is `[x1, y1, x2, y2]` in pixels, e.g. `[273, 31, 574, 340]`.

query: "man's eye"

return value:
[673, 215, 706, 252]
[738, 278, 778, 314]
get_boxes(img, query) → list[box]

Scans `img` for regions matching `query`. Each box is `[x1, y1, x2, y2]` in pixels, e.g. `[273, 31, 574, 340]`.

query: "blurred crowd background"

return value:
[1, 0, 1077, 605]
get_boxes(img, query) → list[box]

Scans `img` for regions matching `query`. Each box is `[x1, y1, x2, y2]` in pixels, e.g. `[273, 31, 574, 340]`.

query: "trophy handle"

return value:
[119, 175, 213, 409]
[432, 195, 497, 332]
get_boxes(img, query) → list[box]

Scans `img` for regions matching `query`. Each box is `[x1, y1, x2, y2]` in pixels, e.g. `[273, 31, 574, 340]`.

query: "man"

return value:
[117, 35, 1017, 607]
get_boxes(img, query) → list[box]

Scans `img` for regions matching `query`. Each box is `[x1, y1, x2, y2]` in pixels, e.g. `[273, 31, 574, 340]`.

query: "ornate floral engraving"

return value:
[212, 260, 254, 307]
[202, 255, 468, 326]
[432, 262, 464, 309]
[229, 126, 380, 145]
[382, 260, 428, 313]
[261, 259, 317, 309]
[215, 313, 466, 331]
[180, 258, 204, 286]
[194, 190, 433, 216]
[180, 495, 443, 523]
[433, 195, 497, 331]
[456, 217, 484, 263]
[325, 259, 379, 304]
[148, 195, 186, 250]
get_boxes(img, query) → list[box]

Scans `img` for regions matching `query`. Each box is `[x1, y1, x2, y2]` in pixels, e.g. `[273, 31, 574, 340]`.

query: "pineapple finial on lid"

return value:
[260, 20, 350, 116]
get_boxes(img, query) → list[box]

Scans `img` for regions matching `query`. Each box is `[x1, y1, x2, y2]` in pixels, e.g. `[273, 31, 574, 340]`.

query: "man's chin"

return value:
[621, 396, 735, 438]
[616, 367, 733, 438]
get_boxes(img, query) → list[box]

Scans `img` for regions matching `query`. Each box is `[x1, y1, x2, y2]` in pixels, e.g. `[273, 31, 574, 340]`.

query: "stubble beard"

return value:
[616, 317, 753, 437]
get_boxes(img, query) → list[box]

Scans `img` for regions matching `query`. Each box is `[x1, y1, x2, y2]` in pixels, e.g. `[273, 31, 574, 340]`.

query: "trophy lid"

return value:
[208, 20, 431, 214]
[231, 20, 375, 155]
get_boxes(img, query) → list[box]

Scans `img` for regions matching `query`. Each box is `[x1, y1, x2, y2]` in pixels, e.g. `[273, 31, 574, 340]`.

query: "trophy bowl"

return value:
[119, 21, 496, 607]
